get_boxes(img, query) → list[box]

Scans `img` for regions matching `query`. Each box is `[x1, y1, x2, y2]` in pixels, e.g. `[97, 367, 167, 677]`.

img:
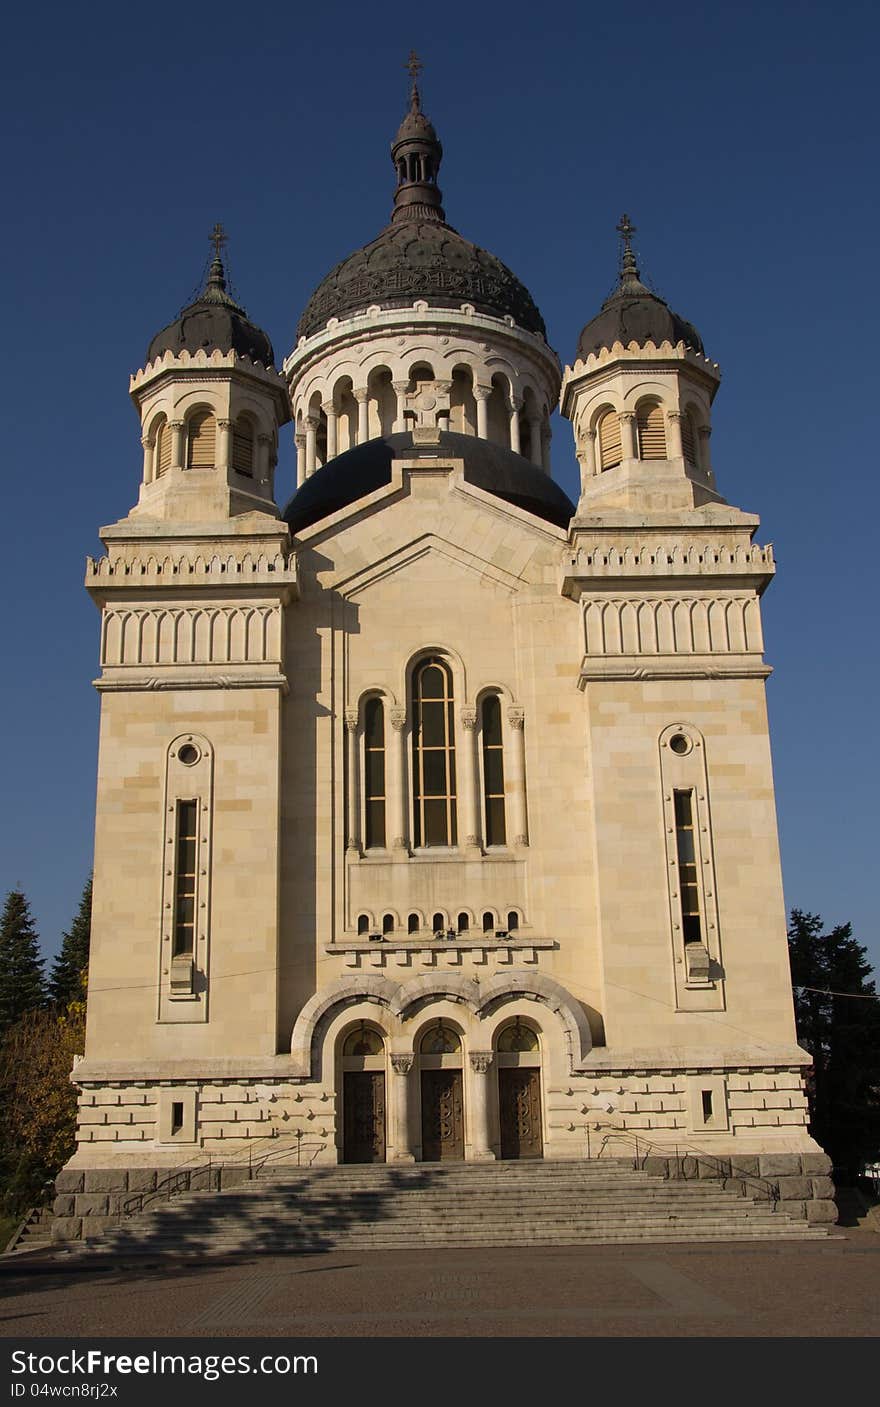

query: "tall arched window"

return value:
[636, 402, 667, 460]
[681, 411, 698, 469]
[412, 657, 457, 846]
[597, 409, 622, 470]
[481, 694, 506, 846]
[232, 414, 255, 476]
[154, 417, 172, 478]
[364, 698, 386, 849]
[187, 410, 216, 468]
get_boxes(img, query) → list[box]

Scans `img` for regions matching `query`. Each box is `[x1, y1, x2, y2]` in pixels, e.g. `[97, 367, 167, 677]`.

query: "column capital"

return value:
[294, 432, 306, 448]
[509, 394, 523, 413]
[305, 415, 320, 432]
[698, 424, 712, 439]
[433, 378, 453, 394]
[391, 1053, 415, 1076]
[584, 427, 596, 442]
[352, 387, 369, 404]
[460, 706, 477, 730]
[473, 384, 492, 402]
[507, 707, 525, 730]
[619, 411, 636, 424]
[392, 380, 410, 394]
[216, 418, 233, 431]
[344, 708, 359, 732]
[169, 419, 185, 431]
[390, 708, 407, 731]
[469, 1051, 494, 1074]
[257, 431, 272, 446]
[666, 409, 683, 423]
[141, 434, 153, 449]
[321, 400, 335, 417]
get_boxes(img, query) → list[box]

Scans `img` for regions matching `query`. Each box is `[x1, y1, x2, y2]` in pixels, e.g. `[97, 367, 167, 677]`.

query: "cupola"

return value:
[560, 216, 722, 514]
[128, 227, 290, 524]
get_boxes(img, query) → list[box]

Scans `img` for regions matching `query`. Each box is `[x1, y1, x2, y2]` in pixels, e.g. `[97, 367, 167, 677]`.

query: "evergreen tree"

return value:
[788, 909, 880, 1182]
[0, 890, 46, 1035]
[49, 875, 92, 1007]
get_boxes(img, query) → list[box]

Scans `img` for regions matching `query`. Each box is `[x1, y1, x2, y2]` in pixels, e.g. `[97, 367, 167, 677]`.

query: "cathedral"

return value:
[54, 65, 836, 1239]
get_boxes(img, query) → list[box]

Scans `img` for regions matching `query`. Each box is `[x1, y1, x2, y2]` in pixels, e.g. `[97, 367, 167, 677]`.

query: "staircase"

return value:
[5, 1205, 54, 1255]
[74, 1160, 829, 1258]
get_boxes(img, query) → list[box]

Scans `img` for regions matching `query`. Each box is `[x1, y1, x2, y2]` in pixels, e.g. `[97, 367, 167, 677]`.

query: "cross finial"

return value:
[209, 222, 228, 261]
[616, 212, 641, 281]
[405, 50, 423, 82]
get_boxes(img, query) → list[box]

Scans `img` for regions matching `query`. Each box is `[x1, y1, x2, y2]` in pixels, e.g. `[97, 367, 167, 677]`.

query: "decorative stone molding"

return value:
[390, 708, 407, 731]
[580, 594, 763, 660]
[469, 1051, 494, 1074]
[344, 709, 359, 733]
[100, 604, 283, 669]
[460, 707, 477, 730]
[390, 1054, 415, 1075]
[507, 707, 524, 730]
[86, 549, 295, 587]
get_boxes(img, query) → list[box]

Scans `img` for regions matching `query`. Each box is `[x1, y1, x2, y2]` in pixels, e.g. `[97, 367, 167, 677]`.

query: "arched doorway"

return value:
[496, 1018, 543, 1159]
[419, 1021, 464, 1161]
[341, 1023, 386, 1163]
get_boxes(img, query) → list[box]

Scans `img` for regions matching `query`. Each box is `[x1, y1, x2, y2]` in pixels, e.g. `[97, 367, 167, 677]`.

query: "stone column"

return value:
[666, 410, 684, 460]
[509, 398, 522, 455]
[217, 418, 233, 473]
[390, 1054, 416, 1162]
[459, 707, 479, 849]
[257, 432, 272, 486]
[345, 709, 360, 852]
[577, 428, 596, 492]
[141, 433, 153, 484]
[474, 385, 490, 439]
[507, 707, 528, 847]
[305, 416, 319, 477]
[390, 708, 409, 851]
[354, 388, 369, 445]
[620, 410, 637, 460]
[295, 432, 306, 488]
[541, 422, 552, 473]
[322, 402, 338, 461]
[170, 419, 185, 472]
[392, 381, 409, 433]
[468, 1052, 496, 1160]
[528, 417, 542, 467]
[435, 379, 452, 432]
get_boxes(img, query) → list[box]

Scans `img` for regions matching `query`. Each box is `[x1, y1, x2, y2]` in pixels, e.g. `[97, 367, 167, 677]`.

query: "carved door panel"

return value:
[421, 1069, 464, 1161]
[499, 1068, 543, 1159]
[343, 1072, 386, 1163]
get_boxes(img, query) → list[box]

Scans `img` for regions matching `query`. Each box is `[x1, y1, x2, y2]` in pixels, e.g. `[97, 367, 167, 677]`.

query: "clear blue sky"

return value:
[1, 0, 878, 973]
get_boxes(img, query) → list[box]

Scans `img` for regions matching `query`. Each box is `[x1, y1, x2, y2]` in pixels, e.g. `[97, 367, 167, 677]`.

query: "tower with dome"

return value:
[54, 62, 836, 1242]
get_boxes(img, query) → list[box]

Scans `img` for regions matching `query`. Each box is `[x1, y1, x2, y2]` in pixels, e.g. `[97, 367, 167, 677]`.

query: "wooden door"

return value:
[343, 1071, 386, 1163]
[499, 1068, 543, 1159]
[421, 1069, 464, 1160]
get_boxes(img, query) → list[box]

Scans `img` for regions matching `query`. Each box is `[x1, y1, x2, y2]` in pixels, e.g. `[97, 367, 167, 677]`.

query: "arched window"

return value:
[412, 657, 457, 846]
[483, 910, 495, 933]
[432, 911, 445, 935]
[186, 410, 216, 468]
[481, 695, 506, 846]
[363, 698, 386, 849]
[232, 414, 255, 476]
[154, 417, 172, 478]
[343, 1024, 384, 1057]
[408, 913, 420, 934]
[457, 912, 469, 933]
[497, 1019, 539, 1053]
[507, 910, 519, 933]
[636, 402, 667, 460]
[357, 914, 369, 936]
[597, 409, 622, 470]
[681, 411, 698, 469]
[382, 913, 394, 936]
[420, 1023, 461, 1055]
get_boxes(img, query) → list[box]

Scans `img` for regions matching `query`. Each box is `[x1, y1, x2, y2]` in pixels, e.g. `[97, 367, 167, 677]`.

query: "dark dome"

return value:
[282, 431, 574, 534]
[147, 256, 275, 367]
[577, 286, 703, 361]
[296, 219, 547, 341]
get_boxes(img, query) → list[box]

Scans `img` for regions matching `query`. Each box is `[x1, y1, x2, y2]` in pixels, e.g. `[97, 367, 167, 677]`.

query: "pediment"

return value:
[334, 532, 524, 599]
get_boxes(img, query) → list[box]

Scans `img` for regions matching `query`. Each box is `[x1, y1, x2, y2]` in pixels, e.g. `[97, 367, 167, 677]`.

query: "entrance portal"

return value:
[499, 1068, 543, 1159]
[421, 1069, 464, 1160]
[341, 1023, 386, 1163]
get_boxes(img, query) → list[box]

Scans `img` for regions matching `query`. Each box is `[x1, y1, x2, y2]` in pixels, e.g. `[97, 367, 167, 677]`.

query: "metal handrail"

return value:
[122, 1129, 328, 1217]
[596, 1128, 780, 1206]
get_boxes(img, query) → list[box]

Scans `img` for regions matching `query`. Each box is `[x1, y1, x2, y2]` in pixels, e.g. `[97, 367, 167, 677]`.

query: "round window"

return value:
[669, 733, 691, 756]
[177, 743, 200, 766]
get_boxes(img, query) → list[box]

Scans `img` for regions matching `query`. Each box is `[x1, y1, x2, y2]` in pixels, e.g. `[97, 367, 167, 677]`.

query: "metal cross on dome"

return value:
[616, 213, 637, 251]
[405, 50, 423, 82]
[209, 222, 228, 260]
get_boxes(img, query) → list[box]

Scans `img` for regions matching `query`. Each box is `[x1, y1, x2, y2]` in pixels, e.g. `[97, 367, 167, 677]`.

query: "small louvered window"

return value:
[681, 412, 698, 468]
[155, 419, 172, 477]
[636, 403, 667, 460]
[187, 411, 216, 468]
[232, 416, 255, 476]
[597, 410, 622, 470]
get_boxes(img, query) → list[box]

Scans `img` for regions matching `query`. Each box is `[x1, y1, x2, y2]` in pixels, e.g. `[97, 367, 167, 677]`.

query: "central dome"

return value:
[296, 79, 546, 343]
[297, 220, 547, 341]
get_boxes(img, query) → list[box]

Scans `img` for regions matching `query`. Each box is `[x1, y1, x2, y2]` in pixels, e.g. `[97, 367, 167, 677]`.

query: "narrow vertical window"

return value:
[187, 411, 216, 468]
[232, 414, 255, 476]
[173, 800, 198, 956]
[481, 694, 506, 846]
[674, 789, 702, 944]
[597, 410, 622, 469]
[155, 418, 172, 477]
[364, 698, 386, 849]
[636, 402, 667, 460]
[681, 411, 698, 469]
[412, 658, 457, 846]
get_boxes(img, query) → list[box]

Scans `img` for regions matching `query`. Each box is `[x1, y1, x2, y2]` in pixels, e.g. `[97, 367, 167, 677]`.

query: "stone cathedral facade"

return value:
[56, 73, 835, 1237]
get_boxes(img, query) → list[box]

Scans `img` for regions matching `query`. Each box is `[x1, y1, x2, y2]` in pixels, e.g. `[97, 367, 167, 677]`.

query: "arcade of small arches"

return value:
[577, 394, 713, 478]
[345, 657, 528, 855]
[293, 358, 553, 484]
[142, 405, 277, 485]
[355, 907, 523, 939]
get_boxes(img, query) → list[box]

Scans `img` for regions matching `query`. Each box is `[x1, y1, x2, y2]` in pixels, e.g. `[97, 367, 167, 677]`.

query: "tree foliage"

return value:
[0, 992, 86, 1214]
[49, 874, 92, 1008]
[788, 909, 880, 1181]
[0, 889, 45, 1035]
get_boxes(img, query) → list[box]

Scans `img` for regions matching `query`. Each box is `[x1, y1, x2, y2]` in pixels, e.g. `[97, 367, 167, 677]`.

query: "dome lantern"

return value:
[390, 52, 445, 225]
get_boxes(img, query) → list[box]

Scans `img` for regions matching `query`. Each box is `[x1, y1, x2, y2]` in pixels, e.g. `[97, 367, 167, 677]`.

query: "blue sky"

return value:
[1, 0, 878, 973]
